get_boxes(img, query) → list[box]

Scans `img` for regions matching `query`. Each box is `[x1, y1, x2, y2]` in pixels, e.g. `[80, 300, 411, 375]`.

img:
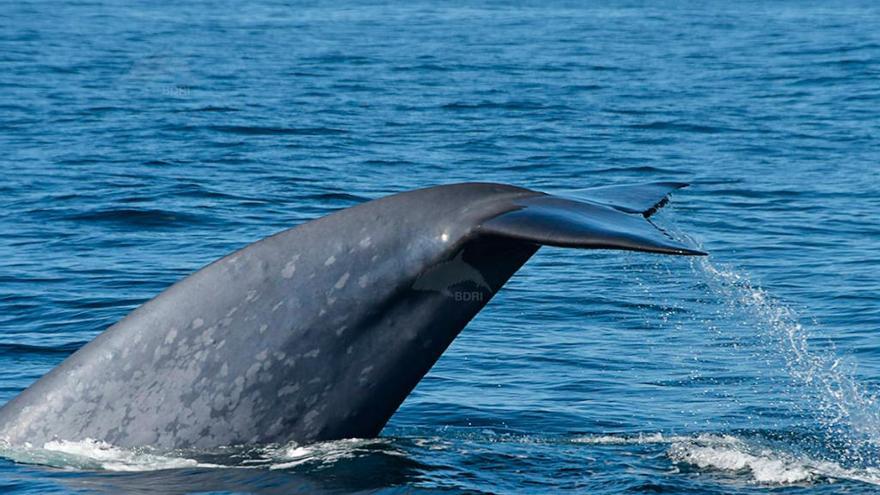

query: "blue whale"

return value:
[0, 182, 704, 449]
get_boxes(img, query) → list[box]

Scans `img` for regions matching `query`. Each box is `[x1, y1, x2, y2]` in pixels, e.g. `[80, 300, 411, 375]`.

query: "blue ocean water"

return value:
[1, 0, 879, 492]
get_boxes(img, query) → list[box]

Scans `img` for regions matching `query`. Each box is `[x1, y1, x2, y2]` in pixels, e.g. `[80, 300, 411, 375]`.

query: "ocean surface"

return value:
[1, 1, 879, 493]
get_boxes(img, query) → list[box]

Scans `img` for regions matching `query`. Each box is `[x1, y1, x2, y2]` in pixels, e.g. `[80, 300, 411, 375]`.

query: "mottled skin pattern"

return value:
[0, 182, 701, 450]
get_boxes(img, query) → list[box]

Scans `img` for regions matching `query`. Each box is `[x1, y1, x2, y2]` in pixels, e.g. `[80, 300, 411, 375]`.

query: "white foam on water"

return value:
[267, 437, 400, 470]
[2, 431, 880, 488]
[0, 436, 397, 472]
[668, 433, 880, 486]
[0, 438, 214, 472]
[572, 432, 880, 486]
[668, 434, 813, 484]
[572, 432, 687, 445]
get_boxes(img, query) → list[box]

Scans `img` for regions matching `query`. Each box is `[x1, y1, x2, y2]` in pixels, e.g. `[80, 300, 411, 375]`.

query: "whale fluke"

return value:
[0, 182, 705, 450]
[564, 181, 690, 217]
[482, 186, 705, 255]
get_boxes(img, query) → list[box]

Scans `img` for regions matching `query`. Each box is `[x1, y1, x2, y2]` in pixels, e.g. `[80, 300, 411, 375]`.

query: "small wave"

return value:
[299, 192, 370, 203]
[171, 106, 240, 113]
[0, 341, 85, 356]
[582, 165, 680, 175]
[774, 42, 880, 57]
[391, 63, 454, 72]
[565, 84, 604, 91]
[787, 76, 851, 87]
[207, 125, 347, 136]
[440, 101, 561, 111]
[64, 208, 210, 228]
[141, 159, 176, 166]
[301, 54, 372, 65]
[169, 183, 246, 201]
[668, 434, 880, 486]
[627, 121, 737, 134]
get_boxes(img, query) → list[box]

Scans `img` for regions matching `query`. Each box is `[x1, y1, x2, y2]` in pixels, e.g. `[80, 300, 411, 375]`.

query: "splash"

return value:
[695, 258, 880, 464]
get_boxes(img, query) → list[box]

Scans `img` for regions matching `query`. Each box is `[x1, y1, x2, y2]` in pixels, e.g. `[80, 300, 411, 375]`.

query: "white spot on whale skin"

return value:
[256, 350, 268, 361]
[334, 273, 350, 289]
[440, 232, 449, 242]
[259, 324, 268, 334]
[282, 262, 297, 278]
[358, 275, 369, 288]
[359, 236, 372, 248]
[152, 346, 167, 363]
[304, 349, 320, 359]
[192, 318, 205, 329]
[304, 409, 320, 425]
[359, 366, 374, 384]
[272, 301, 284, 312]
[324, 255, 336, 266]
[220, 363, 229, 377]
[246, 363, 261, 380]
[164, 329, 178, 345]
[279, 384, 300, 396]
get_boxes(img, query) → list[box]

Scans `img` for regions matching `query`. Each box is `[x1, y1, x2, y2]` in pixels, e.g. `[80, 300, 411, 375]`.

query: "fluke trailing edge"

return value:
[0, 182, 705, 449]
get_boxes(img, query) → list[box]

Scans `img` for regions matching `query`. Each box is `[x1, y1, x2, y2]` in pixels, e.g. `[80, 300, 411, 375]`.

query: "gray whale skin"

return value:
[0, 182, 705, 450]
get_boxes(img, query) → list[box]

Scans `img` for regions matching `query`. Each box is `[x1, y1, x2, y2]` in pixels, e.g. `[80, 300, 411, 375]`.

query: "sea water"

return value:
[1, 1, 879, 493]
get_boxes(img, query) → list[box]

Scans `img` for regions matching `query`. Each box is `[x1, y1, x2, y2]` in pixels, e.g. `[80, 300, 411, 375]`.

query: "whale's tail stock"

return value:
[0, 181, 704, 451]
[481, 182, 706, 256]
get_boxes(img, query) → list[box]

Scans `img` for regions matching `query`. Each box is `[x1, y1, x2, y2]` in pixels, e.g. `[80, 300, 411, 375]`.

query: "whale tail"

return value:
[481, 182, 705, 255]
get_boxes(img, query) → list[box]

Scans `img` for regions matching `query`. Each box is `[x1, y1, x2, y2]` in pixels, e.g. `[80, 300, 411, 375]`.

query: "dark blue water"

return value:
[2, 1, 880, 493]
